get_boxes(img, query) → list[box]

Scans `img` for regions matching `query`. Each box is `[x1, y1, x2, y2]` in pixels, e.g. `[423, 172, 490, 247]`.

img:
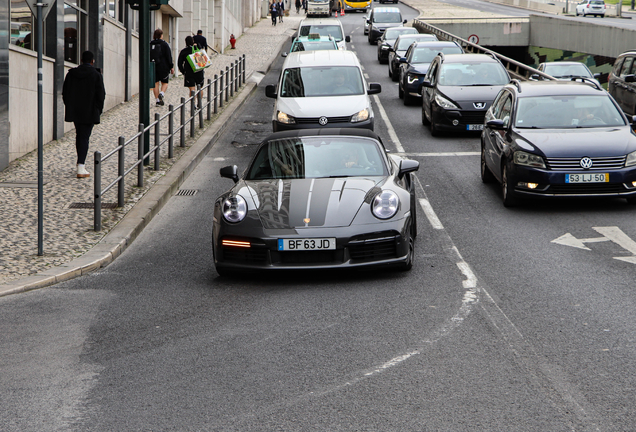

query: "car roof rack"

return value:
[570, 76, 602, 90]
[510, 79, 522, 93]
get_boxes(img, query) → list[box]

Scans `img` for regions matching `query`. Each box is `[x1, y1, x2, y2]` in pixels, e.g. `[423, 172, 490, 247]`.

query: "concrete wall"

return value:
[103, 18, 127, 112]
[423, 18, 530, 47]
[8, 47, 55, 162]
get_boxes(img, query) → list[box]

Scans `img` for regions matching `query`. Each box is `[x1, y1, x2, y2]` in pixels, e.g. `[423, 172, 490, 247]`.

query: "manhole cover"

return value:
[69, 202, 118, 209]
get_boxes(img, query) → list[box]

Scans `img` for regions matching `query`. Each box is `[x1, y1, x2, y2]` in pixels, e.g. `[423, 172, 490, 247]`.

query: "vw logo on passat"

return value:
[318, 116, 328, 126]
[580, 157, 593, 169]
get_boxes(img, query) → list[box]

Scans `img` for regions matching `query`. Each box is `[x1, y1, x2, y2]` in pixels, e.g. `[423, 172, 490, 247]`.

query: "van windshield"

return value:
[299, 25, 344, 42]
[280, 66, 365, 97]
[373, 12, 403, 23]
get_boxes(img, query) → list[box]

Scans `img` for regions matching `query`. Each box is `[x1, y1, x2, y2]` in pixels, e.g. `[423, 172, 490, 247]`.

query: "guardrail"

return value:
[92, 54, 246, 231]
[412, 19, 555, 81]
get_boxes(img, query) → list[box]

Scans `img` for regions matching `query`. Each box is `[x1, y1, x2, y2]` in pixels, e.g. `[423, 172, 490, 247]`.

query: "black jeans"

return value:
[74, 122, 94, 165]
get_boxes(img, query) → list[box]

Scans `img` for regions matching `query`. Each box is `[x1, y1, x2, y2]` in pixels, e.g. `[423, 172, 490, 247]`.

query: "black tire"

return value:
[388, 65, 393, 78]
[429, 109, 440, 136]
[391, 65, 399, 82]
[398, 224, 415, 271]
[398, 81, 404, 99]
[403, 91, 413, 106]
[481, 142, 495, 183]
[421, 103, 430, 125]
[502, 164, 518, 207]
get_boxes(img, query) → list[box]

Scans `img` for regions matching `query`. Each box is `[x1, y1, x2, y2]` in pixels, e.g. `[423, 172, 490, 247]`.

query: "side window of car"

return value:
[612, 57, 624, 77]
[500, 96, 513, 127]
[490, 91, 507, 119]
[620, 56, 634, 78]
[428, 62, 438, 85]
[405, 46, 412, 61]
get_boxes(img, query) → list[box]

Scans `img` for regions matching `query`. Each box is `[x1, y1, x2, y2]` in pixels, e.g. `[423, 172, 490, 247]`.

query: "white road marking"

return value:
[372, 94, 404, 153]
[364, 73, 370, 79]
[552, 226, 636, 264]
[418, 198, 443, 230]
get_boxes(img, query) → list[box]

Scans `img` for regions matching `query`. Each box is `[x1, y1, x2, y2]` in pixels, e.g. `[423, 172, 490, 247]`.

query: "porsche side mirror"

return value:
[486, 119, 505, 130]
[220, 165, 239, 183]
[265, 84, 277, 98]
[345, 35, 351, 43]
[367, 82, 382, 95]
[398, 159, 419, 179]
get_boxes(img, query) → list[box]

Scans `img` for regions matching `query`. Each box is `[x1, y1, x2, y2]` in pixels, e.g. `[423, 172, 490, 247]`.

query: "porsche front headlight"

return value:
[351, 108, 370, 123]
[222, 195, 247, 223]
[626, 150, 636, 167]
[277, 110, 296, 124]
[372, 190, 399, 219]
[514, 151, 546, 169]
[434, 93, 459, 110]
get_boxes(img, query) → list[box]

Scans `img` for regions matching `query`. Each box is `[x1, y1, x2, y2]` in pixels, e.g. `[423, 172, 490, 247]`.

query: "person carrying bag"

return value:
[178, 36, 206, 98]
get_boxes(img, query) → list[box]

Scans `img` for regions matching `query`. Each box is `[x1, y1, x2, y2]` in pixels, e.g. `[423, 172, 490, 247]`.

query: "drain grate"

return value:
[176, 189, 198, 196]
[69, 202, 118, 209]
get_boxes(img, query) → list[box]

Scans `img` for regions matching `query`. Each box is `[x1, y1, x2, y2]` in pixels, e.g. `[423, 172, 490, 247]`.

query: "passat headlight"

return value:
[434, 94, 459, 110]
[222, 195, 247, 223]
[277, 110, 295, 124]
[514, 151, 546, 168]
[372, 190, 399, 219]
[626, 150, 636, 167]
[351, 108, 370, 123]
[407, 73, 419, 84]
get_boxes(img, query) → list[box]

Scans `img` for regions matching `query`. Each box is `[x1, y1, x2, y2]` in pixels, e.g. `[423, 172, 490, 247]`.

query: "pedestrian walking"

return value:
[178, 36, 205, 101]
[296, 0, 301, 13]
[270, 0, 278, 26]
[303, 0, 307, 14]
[193, 30, 208, 53]
[278, 0, 285, 22]
[62, 50, 106, 179]
[150, 28, 174, 106]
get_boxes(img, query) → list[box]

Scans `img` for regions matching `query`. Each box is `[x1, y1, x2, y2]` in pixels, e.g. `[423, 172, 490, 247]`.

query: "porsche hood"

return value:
[244, 177, 382, 229]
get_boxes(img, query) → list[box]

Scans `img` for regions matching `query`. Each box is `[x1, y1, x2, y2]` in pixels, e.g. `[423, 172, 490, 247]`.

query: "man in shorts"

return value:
[150, 28, 174, 106]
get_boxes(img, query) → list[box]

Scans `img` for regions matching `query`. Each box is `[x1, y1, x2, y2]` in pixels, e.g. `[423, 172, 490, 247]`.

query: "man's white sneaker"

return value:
[77, 164, 90, 178]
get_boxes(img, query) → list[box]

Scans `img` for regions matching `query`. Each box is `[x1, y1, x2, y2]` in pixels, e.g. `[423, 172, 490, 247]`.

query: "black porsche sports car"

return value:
[212, 129, 420, 275]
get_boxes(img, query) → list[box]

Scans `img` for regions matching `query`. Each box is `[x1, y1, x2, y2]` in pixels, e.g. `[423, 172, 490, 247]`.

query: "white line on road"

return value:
[418, 198, 443, 230]
[372, 94, 404, 153]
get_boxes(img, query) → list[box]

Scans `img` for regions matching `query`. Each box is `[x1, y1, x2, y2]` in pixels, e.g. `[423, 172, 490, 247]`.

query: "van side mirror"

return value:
[265, 84, 277, 98]
[220, 165, 239, 183]
[345, 35, 351, 43]
[368, 82, 381, 95]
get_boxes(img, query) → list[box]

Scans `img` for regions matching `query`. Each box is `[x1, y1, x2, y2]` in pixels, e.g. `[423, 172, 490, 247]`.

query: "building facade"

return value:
[0, 0, 259, 171]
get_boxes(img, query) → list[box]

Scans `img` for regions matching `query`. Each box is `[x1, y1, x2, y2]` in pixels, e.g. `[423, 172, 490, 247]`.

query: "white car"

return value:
[297, 18, 351, 50]
[576, 0, 606, 17]
[363, 11, 371, 35]
[265, 50, 381, 131]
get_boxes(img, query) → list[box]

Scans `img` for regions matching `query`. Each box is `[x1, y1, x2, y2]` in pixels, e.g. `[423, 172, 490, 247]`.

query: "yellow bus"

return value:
[342, 0, 371, 12]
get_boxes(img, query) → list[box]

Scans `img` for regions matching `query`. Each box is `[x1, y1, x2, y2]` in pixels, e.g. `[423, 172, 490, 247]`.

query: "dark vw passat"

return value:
[421, 53, 510, 135]
[212, 129, 419, 275]
[481, 79, 636, 206]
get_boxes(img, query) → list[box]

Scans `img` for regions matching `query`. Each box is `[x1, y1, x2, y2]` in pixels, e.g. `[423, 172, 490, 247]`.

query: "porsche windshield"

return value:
[299, 25, 344, 41]
[515, 95, 626, 128]
[246, 137, 388, 180]
[280, 66, 365, 97]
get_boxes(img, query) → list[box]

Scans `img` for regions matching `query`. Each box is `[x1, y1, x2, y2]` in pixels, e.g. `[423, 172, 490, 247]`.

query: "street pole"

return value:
[37, 2, 44, 256]
[140, 0, 150, 165]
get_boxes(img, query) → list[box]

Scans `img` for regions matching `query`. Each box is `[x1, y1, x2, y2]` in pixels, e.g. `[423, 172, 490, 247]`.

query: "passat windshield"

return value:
[246, 137, 388, 180]
[515, 95, 626, 128]
[280, 66, 365, 97]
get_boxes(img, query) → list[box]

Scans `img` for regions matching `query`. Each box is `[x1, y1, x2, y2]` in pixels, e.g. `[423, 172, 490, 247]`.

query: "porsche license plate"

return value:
[466, 124, 484, 131]
[278, 238, 336, 251]
[565, 173, 609, 183]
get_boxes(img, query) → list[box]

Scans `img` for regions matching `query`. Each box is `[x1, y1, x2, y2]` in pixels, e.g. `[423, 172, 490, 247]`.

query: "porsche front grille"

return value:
[349, 237, 398, 262]
[222, 248, 267, 263]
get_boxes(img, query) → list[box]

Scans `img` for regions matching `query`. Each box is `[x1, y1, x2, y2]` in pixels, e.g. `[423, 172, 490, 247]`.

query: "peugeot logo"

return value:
[318, 116, 328, 126]
[473, 102, 486, 109]
[580, 157, 593, 169]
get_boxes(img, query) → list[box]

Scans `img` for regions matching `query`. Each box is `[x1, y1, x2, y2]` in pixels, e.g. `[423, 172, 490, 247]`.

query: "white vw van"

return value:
[265, 50, 381, 132]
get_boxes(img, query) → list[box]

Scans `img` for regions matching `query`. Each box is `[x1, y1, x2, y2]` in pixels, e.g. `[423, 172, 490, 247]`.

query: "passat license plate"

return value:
[565, 173, 609, 183]
[278, 238, 336, 251]
[467, 124, 484, 131]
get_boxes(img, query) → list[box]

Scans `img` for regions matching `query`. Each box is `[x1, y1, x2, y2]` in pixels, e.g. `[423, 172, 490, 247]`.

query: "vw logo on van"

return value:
[318, 116, 328, 126]
[580, 157, 593, 169]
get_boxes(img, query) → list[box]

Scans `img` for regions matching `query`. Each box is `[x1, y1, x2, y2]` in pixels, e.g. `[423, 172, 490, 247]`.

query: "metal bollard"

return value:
[168, 104, 174, 158]
[190, 94, 195, 138]
[207, 79, 212, 120]
[219, 71, 224, 108]
[198, 84, 204, 128]
[137, 123, 144, 187]
[94, 151, 102, 231]
[234, 59, 239, 93]
[242, 54, 246, 84]
[230, 63, 234, 98]
[214, 74, 219, 114]
[180, 97, 186, 146]
[118, 136, 125, 207]
[225, 66, 229, 103]
[154, 113, 161, 171]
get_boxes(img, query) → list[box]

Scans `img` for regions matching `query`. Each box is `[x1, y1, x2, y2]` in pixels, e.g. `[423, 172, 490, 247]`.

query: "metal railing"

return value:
[412, 19, 556, 81]
[93, 54, 247, 231]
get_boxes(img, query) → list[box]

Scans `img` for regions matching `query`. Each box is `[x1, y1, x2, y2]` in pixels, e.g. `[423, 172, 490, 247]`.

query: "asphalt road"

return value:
[1, 4, 636, 431]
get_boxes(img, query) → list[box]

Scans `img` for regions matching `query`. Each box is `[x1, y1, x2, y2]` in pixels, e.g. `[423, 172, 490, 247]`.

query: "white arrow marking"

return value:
[593, 226, 636, 255]
[551, 233, 609, 250]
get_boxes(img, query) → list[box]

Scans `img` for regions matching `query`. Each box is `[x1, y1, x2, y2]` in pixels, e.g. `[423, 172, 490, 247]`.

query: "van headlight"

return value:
[434, 94, 459, 110]
[372, 190, 399, 219]
[351, 108, 370, 123]
[222, 195, 247, 223]
[514, 151, 546, 168]
[626, 150, 636, 167]
[277, 110, 296, 124]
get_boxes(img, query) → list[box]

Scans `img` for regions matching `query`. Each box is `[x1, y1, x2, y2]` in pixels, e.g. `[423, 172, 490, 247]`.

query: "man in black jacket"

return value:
[193, 30, 207, 53]
[62, 50, 106, 179]
[150, 28, 174, 106]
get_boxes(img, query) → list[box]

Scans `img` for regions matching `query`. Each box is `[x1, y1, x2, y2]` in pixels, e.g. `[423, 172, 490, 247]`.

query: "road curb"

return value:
[0, 81, 259, 298]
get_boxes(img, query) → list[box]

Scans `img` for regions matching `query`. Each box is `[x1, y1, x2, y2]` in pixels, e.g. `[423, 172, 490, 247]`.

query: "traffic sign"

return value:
[468, 34, 479, 44]
[24, 0, 56, 21]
